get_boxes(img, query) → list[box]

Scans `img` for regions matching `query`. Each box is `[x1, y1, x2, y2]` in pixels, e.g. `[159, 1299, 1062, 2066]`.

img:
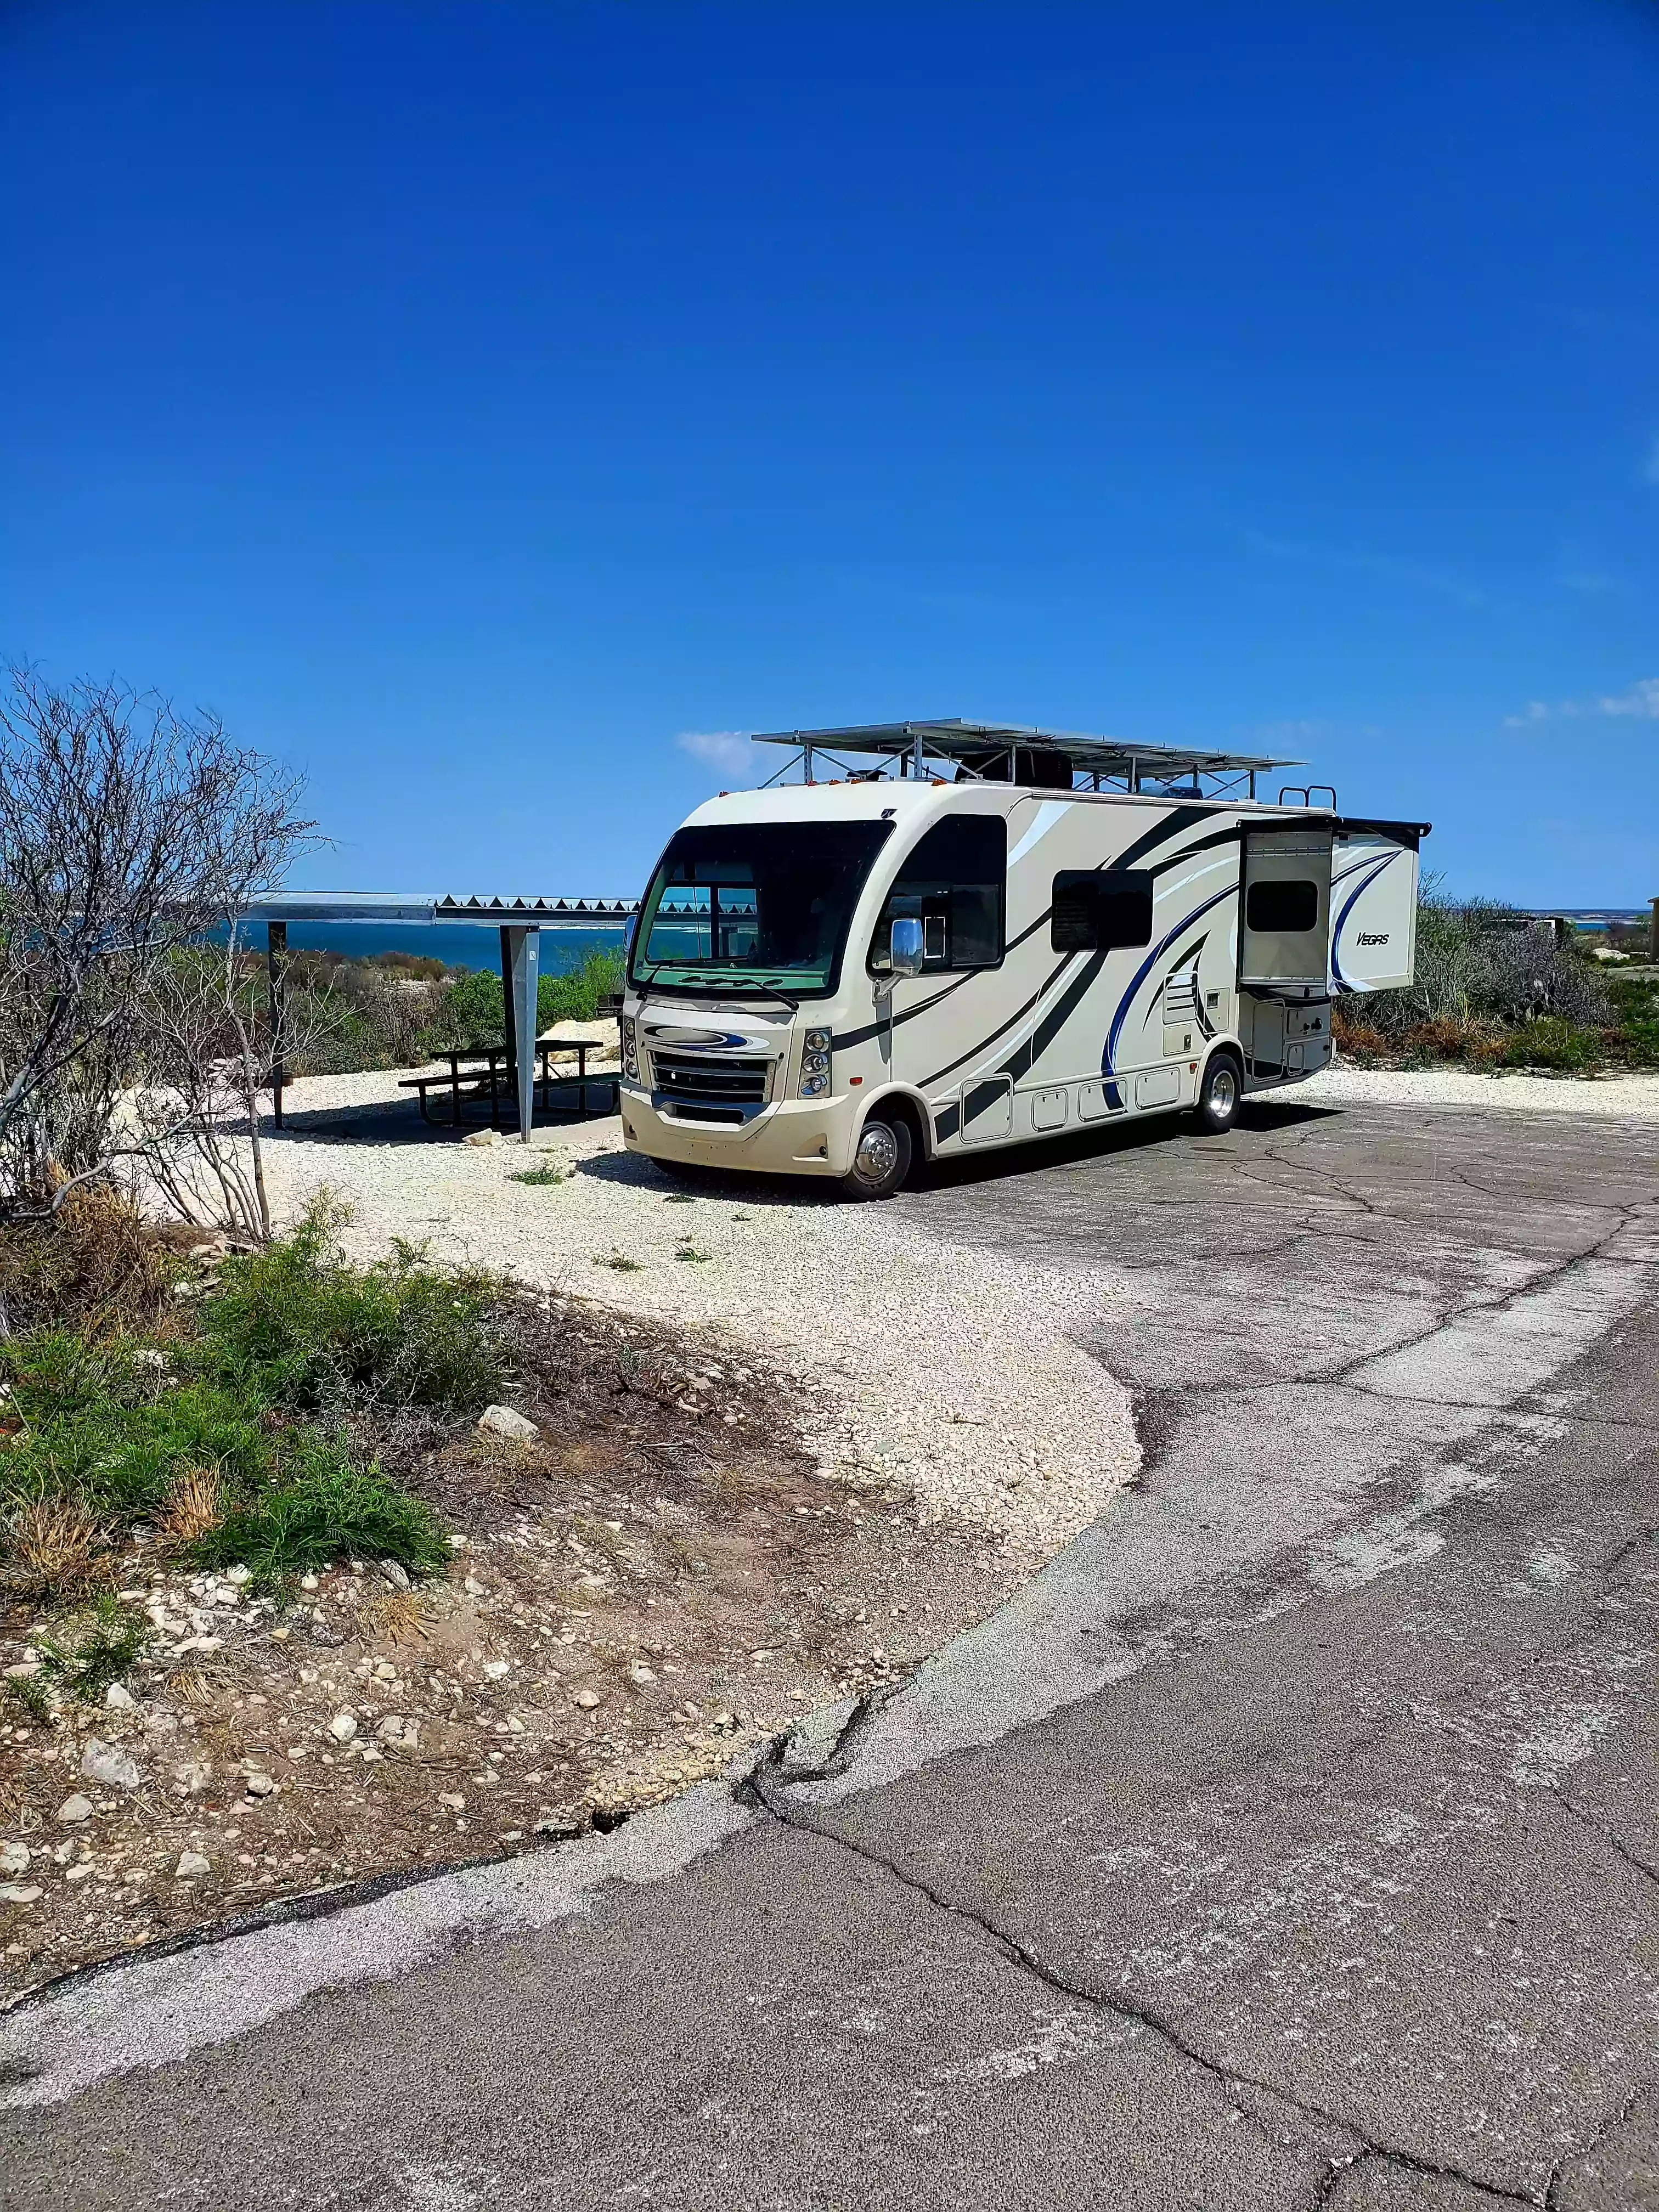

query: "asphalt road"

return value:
[4, 1099, 1657, 2211]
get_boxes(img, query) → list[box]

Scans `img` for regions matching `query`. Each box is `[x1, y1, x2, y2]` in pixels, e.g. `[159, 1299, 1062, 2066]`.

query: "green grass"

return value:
[193, 1458, 449, 1590]
[509, 1164, 567, 1187]
[594, 1252, 643, 1272]
[674, 1247, 713, 1264]
[0, 1198, 489, 1594]
[34, 1597, 151, 1703]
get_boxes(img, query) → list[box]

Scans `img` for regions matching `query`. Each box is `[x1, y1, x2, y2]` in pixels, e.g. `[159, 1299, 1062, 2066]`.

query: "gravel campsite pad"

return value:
[0, 1075, 1140, 1993]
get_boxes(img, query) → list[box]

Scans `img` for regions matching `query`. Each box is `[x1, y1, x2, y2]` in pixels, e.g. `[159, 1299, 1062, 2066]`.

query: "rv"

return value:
[618, 720, 1426, 1198]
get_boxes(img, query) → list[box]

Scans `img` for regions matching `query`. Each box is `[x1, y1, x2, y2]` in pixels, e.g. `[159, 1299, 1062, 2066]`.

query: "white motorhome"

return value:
[619, 720, 1426, 1198]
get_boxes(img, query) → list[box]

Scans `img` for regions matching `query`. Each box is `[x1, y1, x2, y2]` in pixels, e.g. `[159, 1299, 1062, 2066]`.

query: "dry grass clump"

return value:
[154, 1465, 224, 1548]
[0, 1184, 181, 1339]
[7, 1494, 109, 1596]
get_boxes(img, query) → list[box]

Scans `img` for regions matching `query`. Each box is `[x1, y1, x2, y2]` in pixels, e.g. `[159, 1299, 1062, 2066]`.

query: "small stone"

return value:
[104, 1683, 135, 1710]
[373, 1659, 398, 1681]
[0, 1843, 30, 1876]
[81, 1739, 141, 1791]
[573, 1689, 601, 1711]
[243, 1770, 277, 1798]
[174, 1760, 212, 1793]
[299, 1573, 320, 1592]
[438, 1792, 465, 1812]
[464, 1129, 499, 1148]
[629, 1663, 657, 1685]
[0, 1884, 42, 1906]
[375, 1714, 409, 1745]
[64, 1861, 97, 1882]
[482, 1659, 509, 1680]
[378, 1559, 411, 1592]
[175, 1850, 211, 1880]
[56, 1795, 95, 1825]
[477, 1404, 539, 1442]
[328, 1711, 359, 1742]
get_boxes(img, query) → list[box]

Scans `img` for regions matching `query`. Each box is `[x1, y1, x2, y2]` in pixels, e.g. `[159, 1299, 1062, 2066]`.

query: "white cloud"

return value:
[1504, 678, 1659, 727]
[675, 729, 756, 774]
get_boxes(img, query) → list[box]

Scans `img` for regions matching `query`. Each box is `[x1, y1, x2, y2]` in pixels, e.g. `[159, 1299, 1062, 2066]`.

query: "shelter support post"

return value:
[266, 921, 287, 1130]
[500, 924, 540, 1138]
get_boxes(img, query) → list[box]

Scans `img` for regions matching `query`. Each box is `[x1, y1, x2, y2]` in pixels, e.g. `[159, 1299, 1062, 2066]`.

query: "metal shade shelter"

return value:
[752, 719, 1303, 799]
[241, 893, 636, 1134]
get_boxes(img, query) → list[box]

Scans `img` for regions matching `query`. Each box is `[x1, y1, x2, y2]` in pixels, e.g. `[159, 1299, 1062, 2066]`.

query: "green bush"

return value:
[1491, 1018, 1605, 1073]
[414, 944, 625, 1055]
[0, 1199, 501, 1591]
[196, 1198, 504, 1413]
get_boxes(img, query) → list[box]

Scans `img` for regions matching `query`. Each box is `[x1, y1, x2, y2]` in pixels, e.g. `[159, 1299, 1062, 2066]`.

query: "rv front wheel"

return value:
[841, 1112, 912, 1200]
[1195, 1053, 1242, 1135]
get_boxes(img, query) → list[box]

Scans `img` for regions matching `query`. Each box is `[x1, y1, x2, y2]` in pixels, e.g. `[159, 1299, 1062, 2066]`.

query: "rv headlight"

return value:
[803, 1049, 830, 1073]
[805, 1027, 831, 1052]
[800, 1075, 828, 1098]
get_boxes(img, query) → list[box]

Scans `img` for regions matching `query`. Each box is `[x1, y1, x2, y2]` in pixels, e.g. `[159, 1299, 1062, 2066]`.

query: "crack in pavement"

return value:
[743, 1739, 1550, 2207]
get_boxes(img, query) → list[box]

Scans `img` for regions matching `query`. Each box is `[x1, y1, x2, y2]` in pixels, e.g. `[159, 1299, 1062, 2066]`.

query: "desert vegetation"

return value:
[1334, 883, 1659, 1073]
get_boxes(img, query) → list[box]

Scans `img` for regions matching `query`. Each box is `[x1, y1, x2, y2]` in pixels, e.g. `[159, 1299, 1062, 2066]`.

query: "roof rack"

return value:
[751, 719, 1303, 800]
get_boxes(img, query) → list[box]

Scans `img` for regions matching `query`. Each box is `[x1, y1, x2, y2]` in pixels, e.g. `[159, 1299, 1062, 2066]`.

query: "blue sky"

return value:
[4, 1, 1656, 904]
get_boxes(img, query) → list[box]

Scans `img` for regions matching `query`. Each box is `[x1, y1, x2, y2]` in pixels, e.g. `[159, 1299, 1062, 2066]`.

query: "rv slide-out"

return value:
[1330, 828, 1419, 994]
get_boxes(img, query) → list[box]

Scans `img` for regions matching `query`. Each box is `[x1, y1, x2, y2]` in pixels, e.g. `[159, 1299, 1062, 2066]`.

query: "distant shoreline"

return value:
[249, 921, 627, 972]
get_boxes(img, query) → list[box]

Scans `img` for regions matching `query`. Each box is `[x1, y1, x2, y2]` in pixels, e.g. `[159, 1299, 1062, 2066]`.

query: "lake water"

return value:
[252, 923, 627, 973]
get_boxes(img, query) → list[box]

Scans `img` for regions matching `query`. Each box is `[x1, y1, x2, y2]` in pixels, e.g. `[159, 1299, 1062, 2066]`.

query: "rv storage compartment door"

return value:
[1239, 828, 1333, 992]
[1330, 833, 1419, 993]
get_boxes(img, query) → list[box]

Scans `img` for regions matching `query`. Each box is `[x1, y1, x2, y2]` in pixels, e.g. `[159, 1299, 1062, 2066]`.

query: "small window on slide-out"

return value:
[1245, 879, 1318, 934]
[1051, 870, 1154, 952]
[871, 815, 1006, 972]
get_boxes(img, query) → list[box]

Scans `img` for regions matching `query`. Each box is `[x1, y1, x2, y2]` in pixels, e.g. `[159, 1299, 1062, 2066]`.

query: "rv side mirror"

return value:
[889, 916, 925, 978]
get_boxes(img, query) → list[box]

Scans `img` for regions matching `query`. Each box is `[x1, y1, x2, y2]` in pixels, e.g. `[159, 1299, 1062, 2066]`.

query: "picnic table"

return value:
[398, 1033, 619, 1128]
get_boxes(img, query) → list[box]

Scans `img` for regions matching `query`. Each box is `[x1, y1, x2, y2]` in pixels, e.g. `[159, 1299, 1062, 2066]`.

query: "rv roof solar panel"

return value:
[749, 719, 1301, 780]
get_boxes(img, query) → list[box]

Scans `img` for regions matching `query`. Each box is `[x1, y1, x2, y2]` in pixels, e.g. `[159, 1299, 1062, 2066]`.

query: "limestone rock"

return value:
[175, 1849, 211, 1880]
[328, 1711, 359, 1742]
[81, 1738, 141, 1790]
[56, 1795, 94, 1824]
[477, 1403, 539, 1442]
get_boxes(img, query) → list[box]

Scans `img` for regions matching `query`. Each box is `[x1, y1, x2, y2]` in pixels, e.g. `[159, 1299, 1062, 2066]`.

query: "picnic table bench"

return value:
[398, 1034, 619, 1128]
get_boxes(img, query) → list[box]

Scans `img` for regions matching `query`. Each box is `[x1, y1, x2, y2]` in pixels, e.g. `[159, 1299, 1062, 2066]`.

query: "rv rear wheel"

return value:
[1195, 1052, 1242, 1135]
[840, 1111, 912, 1200]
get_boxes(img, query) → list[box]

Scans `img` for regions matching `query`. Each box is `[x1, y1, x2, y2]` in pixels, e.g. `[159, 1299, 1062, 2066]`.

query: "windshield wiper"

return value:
[743, 979, 799, 1013]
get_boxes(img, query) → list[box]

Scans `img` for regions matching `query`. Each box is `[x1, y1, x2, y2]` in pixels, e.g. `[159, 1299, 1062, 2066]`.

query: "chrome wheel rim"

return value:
[1211, 1066, 1238, 1116]
[855, 1122, 899, 1182]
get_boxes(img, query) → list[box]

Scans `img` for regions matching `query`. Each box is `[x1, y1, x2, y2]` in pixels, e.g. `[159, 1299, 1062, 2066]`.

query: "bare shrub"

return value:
[1356, 884, 1611, 1042]
[0, 666, 317, 1211]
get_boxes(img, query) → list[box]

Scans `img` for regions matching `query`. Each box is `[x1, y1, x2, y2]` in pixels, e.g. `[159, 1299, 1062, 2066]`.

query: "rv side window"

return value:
[1051, 871, 1153, 952]
[870, 815, 1006, 973]
[1246, 879, 1318, 933]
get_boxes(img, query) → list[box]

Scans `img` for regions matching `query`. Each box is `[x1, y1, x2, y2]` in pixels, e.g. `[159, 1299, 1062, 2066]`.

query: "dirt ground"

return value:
[0, 1288, 1022, 1996]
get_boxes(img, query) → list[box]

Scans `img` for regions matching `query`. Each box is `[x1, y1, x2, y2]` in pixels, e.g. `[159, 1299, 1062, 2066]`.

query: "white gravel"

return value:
[259, 1075, 1140, 1561]
[1300, 1064, 1659, 1118]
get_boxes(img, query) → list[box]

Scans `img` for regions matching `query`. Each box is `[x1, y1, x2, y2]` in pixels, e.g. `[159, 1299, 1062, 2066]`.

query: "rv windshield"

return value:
[630, 820, 893, 997]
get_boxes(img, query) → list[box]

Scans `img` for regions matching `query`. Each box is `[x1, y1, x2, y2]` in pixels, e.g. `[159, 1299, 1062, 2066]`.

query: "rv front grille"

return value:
[649, 1051, 772, 1118]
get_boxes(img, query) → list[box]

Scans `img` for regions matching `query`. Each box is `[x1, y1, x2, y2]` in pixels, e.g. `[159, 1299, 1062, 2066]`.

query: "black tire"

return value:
[1194, 1052, 1243, 1135]
[840, 1111, 913, 1200]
